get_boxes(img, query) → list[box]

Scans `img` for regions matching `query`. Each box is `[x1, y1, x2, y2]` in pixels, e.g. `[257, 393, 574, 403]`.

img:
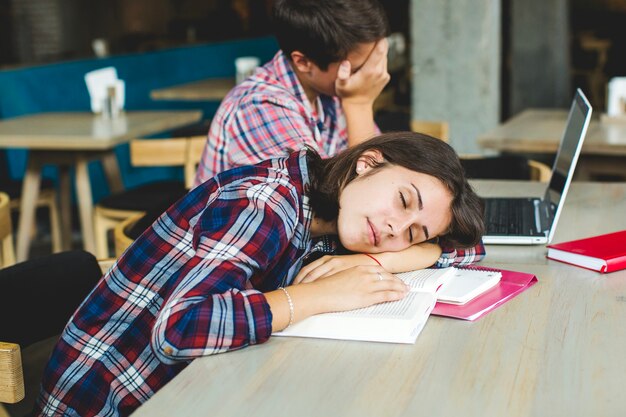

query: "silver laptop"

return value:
[482, 88, 592, 245]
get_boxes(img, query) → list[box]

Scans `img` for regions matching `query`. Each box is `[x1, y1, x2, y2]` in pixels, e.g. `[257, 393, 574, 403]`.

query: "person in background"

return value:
[35, 133, 485, 417]
[193, 0, 486, 268]
[193, 0, 390, 185]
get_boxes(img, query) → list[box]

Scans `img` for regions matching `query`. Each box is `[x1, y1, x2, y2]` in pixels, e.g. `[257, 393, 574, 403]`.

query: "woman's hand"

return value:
[293, 254, 378, 284]
[308, 265, 409, 313]
[268, 265, 409, 332]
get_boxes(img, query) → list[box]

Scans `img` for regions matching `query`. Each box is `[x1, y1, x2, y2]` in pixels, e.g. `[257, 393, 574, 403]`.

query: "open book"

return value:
[274, 267, 500, 344]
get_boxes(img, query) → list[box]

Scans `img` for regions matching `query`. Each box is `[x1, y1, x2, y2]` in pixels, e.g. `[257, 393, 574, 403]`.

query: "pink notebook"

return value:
[432, 266, 537, 321]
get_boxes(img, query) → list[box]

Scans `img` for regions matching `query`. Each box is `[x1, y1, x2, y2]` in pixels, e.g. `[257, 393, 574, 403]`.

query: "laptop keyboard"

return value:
[484, 198, 544, 236]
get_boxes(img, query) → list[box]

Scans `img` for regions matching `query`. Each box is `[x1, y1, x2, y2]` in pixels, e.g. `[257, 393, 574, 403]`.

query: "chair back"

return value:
[0, 192, 16, 268]
[130, 136, 206, 190]
[114, 213, 145, 257]
[528, 160, 552, 182]
[185, 137, 206, 189]
[410, 120, 450, 142]
[129, 138, 188, 168]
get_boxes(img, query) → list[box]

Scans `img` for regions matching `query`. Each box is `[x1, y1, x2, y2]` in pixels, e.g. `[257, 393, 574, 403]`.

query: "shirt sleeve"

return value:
[433, 240, 487, 268]
[151, 179, 300, 363]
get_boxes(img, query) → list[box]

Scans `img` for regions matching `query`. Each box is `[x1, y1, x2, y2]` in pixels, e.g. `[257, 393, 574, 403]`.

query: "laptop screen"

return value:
[545, 89, 592, 239]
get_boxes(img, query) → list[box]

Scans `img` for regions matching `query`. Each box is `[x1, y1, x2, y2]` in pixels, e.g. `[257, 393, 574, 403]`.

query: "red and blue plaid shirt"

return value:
[36, 151, 484, 416]
[193, 50, 350, 187]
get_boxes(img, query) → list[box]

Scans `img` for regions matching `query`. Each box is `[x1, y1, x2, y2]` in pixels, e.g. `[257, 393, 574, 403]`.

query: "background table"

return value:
[477, 109, 626, 179]
[131, 181, 626, 417]
[0, 111, 202, 261]
[150, 78, 235, 102]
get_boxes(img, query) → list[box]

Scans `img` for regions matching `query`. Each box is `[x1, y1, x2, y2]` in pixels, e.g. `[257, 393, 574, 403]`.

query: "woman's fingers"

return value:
[299, 266, 332, 284]
[294, 256, 332, 284]
[369, 271, 409, 292]
[294, 254, 383, 285]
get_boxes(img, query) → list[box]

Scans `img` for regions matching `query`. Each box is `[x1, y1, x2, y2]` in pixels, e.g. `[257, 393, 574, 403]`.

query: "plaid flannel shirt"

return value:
[193, 50, 349, 187]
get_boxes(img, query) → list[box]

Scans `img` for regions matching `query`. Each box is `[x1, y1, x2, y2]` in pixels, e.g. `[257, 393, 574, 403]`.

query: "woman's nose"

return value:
[388, 214, 416, 237]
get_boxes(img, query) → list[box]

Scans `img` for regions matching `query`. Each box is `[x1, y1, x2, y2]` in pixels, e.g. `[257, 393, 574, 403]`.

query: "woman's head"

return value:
[307, 132, 485, 252]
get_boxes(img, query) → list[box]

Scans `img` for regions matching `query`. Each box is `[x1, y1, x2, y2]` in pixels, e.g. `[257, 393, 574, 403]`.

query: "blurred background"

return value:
[1, 1, 625, 143]
[1, 0, 625, 255]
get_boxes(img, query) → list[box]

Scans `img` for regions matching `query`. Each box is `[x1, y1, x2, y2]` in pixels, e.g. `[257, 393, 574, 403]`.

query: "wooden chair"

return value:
[410, 120, 450, 142]
[108, 137, 206, 258]
[0, 193, 16, 268]
[106, 137, 207, 259]
[184, 136, 206, 189]
[94, 136, 205, 258]
[527, 160, 552, 182]
[113, 212, 145, 258]
[0, 251, 112, 415]
[1, 152, 62, 256]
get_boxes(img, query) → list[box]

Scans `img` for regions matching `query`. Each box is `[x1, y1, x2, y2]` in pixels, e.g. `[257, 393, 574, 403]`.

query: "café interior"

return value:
[1, 1, 626, 416]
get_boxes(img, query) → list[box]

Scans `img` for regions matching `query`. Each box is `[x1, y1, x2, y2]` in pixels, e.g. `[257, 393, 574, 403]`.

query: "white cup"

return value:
[235, 56, 260, 84]
[92, 38, 110, 58]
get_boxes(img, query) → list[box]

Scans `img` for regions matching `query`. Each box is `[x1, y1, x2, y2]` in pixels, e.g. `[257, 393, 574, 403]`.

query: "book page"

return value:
[436, 269, 502, 304]
[331, 291, 435, 319]
[395, 268, 455, 293]
[274, 290, 437, 343]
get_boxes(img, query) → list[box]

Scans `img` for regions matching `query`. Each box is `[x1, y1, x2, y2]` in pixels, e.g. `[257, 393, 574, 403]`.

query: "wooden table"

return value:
[0, 111, 202, 261]
[132, 181, 626, 417]
[477, 109, 626, 179]
[150, 78, 236, 102]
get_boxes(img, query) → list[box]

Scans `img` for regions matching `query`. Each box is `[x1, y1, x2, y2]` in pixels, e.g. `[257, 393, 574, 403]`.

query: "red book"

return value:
[546, 230, 626, 273]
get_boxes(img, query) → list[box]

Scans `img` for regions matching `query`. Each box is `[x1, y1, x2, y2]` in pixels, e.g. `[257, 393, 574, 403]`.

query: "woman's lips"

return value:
[367, 219, 379, 246]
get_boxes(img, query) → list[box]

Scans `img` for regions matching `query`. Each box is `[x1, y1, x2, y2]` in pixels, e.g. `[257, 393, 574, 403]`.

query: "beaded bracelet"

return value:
[278, 287, 294, 328]
[363, 253, 382, 267]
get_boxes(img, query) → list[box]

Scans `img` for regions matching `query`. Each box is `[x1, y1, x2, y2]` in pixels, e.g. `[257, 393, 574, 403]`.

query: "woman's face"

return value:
[337, 160, 453, 254]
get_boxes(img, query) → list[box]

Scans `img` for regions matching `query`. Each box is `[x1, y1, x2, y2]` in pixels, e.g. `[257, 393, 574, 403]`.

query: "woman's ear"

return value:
[355, 149, 385, 175]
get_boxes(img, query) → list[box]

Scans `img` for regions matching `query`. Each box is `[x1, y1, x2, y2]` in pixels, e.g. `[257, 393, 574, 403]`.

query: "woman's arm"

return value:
[293, 242, 442, 284]
[266, 265, 409, 332]
[152, 181, 300, 362]
[369, 243, 442, 272]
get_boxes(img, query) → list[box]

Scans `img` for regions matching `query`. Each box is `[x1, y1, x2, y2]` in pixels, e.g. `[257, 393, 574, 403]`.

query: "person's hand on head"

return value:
[335, 38, 390, 107]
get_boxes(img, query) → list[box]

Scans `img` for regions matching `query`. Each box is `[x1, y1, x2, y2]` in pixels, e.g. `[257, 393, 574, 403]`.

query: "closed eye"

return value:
[399, 191, 407, 209]
[400, 192, 414, 242]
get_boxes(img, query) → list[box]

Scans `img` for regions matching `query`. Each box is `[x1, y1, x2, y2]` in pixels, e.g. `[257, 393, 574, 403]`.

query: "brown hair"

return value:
[271, 0, 389, 70]
[306, 132, 485, 248]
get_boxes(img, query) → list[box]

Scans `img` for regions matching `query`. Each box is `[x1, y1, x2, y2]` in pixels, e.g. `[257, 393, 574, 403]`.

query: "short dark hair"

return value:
[271, 0, 389, 70]
[307, 132, 486, 248]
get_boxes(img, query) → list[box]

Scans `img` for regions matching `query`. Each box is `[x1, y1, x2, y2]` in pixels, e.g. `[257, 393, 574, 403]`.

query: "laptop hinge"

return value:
[537, 200, 554, 232]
